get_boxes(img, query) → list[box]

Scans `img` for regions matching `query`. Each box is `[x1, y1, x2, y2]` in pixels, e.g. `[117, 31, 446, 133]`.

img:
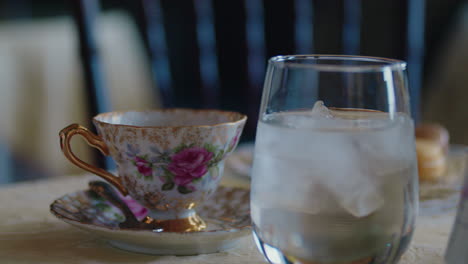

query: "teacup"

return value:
[60, 109, 246, 232]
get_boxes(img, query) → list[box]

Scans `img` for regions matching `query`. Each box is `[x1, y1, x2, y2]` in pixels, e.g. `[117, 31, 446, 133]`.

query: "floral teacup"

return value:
[60, 109, 246, 232]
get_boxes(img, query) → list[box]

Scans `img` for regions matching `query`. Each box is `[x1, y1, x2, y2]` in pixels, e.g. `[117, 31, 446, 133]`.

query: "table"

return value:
[0, 173, 456, 264]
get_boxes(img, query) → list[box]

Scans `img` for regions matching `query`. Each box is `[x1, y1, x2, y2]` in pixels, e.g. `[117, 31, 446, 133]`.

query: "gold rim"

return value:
[93, 108, 247, 129]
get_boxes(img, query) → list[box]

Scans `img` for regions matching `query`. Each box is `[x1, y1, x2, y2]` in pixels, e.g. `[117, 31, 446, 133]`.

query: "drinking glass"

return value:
[251, 55, 418, 264]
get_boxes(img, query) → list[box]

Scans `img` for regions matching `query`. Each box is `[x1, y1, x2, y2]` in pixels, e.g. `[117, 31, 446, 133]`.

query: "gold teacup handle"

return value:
[59, 124, 128, 196]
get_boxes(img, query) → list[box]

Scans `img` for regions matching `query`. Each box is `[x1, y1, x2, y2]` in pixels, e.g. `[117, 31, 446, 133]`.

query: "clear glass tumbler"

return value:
[251, 55, 419, 264]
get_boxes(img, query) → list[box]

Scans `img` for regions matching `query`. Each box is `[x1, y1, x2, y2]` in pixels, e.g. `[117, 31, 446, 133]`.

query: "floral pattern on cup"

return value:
[126, 143, 225, 195]
[134, 156, 153, 179]
[227, 126, 242, 153]
[168, 147, 213, 187]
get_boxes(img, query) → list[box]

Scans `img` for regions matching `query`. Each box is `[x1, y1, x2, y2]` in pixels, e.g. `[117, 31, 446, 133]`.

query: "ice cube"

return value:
[310, 100, 333, 119]
[274, 101, 335, 129]
[253, 109, 413, 218]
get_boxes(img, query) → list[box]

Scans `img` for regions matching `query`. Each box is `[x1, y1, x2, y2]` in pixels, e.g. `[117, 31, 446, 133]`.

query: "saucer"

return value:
[50, 186, 251, 255]
[225, 143, 254, 178]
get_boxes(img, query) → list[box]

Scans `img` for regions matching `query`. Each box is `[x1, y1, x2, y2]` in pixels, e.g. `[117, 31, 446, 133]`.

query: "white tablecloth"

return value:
[0, 173, 456, 264]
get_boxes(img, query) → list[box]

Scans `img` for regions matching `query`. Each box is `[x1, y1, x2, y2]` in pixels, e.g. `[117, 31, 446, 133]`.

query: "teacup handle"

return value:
[59, 124, 128, 196]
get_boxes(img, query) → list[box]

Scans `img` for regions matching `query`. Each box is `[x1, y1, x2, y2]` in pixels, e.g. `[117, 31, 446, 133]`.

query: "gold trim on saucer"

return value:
[143, 214, 207, 232]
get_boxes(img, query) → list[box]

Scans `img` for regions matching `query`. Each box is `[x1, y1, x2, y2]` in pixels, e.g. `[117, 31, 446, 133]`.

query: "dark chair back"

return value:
[72, 0, 426, 143]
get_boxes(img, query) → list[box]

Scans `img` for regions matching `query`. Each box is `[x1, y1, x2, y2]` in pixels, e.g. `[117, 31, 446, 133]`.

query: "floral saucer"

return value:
[50, 185, 251, 255]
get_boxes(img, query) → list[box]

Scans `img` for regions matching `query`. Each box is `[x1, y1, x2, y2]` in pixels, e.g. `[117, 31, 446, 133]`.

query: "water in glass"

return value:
[252, 102, 418, 264]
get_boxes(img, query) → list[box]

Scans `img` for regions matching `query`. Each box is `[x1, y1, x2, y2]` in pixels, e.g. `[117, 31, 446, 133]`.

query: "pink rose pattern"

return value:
[134, 156, 152, 177]
[127, 142, 229, 194]
[168, 147, 213, 186]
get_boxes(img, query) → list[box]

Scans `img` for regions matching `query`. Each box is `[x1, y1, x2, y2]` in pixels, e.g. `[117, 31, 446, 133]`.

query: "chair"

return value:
[71, 0, 426, 144]
[3, 0, 468, 184]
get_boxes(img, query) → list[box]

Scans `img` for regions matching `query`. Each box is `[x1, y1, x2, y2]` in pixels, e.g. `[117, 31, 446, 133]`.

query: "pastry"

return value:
[415, 123, 449, 182]
[415, 123, 449, 152]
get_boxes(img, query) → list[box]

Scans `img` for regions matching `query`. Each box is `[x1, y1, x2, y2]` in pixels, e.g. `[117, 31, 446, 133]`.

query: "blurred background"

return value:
[0, 0, 466, 184]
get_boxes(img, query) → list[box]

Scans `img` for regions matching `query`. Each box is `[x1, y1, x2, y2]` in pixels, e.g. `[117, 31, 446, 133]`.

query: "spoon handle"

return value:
[88, 181, 142, 228]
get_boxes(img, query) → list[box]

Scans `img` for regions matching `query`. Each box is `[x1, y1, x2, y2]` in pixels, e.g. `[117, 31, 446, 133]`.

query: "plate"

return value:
[419, 144, 467, 215]
[50, 185, 251, 255]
